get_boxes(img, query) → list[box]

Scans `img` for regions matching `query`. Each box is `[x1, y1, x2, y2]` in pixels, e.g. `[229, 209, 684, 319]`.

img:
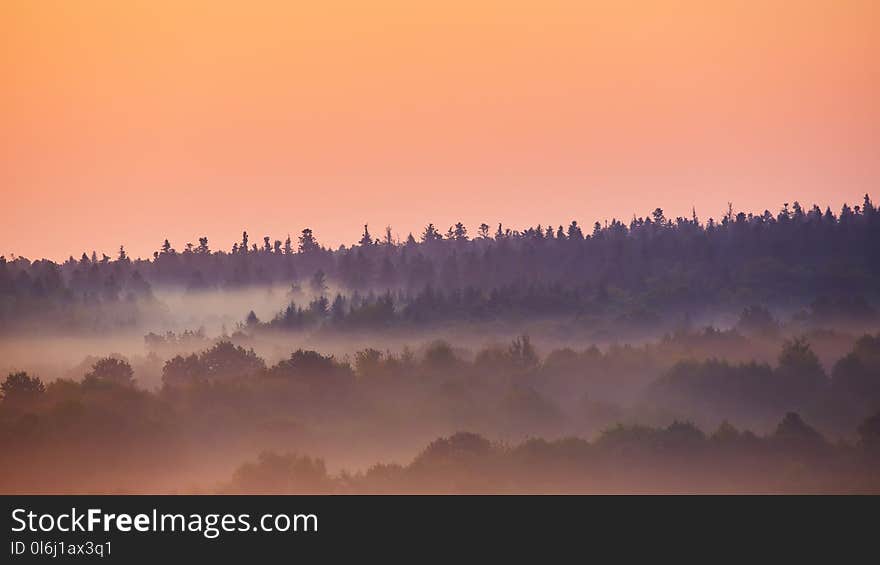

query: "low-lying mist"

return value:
[2, 315, 879, 493]
[3, 195, 879, 493]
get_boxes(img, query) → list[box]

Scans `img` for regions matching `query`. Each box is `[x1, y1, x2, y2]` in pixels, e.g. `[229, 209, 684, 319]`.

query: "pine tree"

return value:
[421, 224, 442, 242]
[299, 228, 319, 253]
[359, 224, 373, 246]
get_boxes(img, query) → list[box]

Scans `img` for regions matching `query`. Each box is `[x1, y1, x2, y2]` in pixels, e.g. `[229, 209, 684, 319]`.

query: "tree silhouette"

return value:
[298, 228, 319, 253]
[421, 223, 442, 242]
[1, 371, 45, 402]
[1, 193, 878, 338]
[84, 358, 135, 387]
[858, 410, 880, 452]
[359, 224, 373, 246]
[776, 338, 827, 405]
[832, 334, 880, 403]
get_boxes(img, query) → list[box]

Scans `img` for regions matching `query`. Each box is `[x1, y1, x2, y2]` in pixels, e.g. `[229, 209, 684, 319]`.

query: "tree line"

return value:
[1, 195, 878, 332]
[224, 415, 880, 494]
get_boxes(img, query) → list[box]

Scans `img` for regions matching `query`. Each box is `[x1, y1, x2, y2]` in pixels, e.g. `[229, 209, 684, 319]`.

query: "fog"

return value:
[1, 283, 878, 493]
[2, 199, 880, 492]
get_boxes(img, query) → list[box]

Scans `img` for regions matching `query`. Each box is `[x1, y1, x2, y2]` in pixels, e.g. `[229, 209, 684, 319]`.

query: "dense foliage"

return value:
[2, 195, 878, 332]
[2, 332, 879, 493]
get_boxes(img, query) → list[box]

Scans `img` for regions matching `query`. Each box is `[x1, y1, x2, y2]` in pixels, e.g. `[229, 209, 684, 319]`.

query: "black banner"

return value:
[0, 495, 874, 562]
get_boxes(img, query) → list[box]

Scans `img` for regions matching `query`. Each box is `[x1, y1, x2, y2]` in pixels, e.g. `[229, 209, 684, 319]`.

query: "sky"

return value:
[2, 1, 878, 260]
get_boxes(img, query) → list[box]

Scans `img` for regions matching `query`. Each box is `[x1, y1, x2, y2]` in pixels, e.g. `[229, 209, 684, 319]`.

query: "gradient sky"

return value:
[2, 1, 878, 260]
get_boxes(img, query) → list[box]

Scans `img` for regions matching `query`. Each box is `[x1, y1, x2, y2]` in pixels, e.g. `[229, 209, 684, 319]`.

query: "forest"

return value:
[3, 194, 878, 334]
[1, 195, 879, 493]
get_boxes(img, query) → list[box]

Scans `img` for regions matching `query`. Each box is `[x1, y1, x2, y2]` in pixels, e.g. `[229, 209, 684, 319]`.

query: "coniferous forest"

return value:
[1, 196, 879, 493]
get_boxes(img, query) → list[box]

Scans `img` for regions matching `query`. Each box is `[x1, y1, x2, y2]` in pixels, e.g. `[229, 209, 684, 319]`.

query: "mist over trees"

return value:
[1, 195, 878, 333]
[2, 330, 880, 493]
[1, 195, 879, 493]
[223, 415, 880, 494]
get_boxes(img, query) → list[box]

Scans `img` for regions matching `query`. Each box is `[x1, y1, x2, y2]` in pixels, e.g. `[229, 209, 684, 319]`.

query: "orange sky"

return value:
[2, 1, 878, 260]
